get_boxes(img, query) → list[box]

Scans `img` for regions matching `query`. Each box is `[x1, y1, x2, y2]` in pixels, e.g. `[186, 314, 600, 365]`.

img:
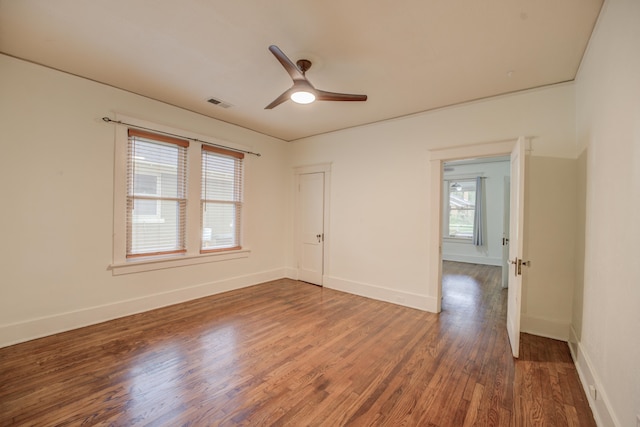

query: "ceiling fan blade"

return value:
[265, 88, 294, 109]
[265, 81, 316, 109]
[315, 90, 368, 102]
[266, 45, 368, 108]
[268, 45, 305, 81]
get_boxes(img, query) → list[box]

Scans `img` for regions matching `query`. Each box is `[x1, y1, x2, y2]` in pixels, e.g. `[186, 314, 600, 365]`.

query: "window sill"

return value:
[109, 248, 250, 275]
[443, 237, 473, 243]
[133, 218, 165, 224]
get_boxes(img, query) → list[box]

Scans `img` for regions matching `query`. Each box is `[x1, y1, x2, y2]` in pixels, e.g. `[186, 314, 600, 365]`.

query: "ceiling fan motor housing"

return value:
[296, 59, 312, 73]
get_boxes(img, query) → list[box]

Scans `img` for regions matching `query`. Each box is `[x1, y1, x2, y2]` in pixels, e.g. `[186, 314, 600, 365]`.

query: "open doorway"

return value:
[428, 137, 527, 358]
[427, 139, 516, 313]
[440, 156, 510, 312]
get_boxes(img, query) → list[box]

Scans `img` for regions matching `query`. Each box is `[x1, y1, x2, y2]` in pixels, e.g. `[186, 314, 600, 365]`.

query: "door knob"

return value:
[510, 258, 531, 276]
[510, 258, 519, 277]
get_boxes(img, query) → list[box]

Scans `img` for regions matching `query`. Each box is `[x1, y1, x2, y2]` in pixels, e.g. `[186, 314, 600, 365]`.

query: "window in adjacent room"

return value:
[445, 179, 476, 239]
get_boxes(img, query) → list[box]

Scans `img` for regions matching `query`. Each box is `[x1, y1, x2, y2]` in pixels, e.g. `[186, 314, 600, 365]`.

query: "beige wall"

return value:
[4, 5, 638, 421]
[2, 56, 575, 336]
[0, 50, 575, 352]
[0, 55, 290, 347]
[290, 83, 580, 331]
[572, 0, 640, 425]
[522, 156, 577, 340]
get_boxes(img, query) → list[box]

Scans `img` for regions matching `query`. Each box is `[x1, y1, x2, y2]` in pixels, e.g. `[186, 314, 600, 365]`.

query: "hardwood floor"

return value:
[0, 262, 595, 426]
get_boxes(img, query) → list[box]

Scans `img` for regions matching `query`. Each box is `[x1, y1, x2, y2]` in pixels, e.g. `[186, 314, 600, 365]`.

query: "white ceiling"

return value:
[0, 0, 603, 141]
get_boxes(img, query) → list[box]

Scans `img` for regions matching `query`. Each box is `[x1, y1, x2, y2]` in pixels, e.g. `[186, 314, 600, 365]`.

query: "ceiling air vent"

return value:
[207, 97, 233, 109]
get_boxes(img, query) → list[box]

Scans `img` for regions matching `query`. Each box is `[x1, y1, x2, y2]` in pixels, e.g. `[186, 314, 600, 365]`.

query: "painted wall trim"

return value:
[284, 267, 298, 280]
[428, 138, 519, 314]
[429, 139, 517, 162]
[521, 314, 570, 341]
[110, 249, 251, 275]
[0, 268, 287, 349]
[324, 275, 437, 312]
[569, 326, 619, 427]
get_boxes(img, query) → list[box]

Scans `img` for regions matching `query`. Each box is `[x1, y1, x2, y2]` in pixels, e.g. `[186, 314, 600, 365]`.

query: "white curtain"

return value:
[473, 176, 485, 246]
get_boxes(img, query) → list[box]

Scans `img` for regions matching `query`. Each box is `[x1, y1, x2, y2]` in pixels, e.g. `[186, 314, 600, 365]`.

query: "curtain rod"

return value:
[102, 117, 261, 157]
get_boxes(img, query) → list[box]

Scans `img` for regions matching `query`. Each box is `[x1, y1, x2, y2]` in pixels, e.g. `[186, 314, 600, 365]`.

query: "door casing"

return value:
[428, 139, 525, 313]
[502, 176, 511, 288]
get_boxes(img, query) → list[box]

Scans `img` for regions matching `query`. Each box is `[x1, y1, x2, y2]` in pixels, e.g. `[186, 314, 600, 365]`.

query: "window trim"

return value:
[126, 129, 189, 258]
[200, 144, 244, 254]
[111, 114, 251, 274]
[109, 249, 251, 275]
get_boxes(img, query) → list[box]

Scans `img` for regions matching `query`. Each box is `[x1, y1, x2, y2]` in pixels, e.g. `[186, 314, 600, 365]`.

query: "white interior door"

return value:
[297, 172, 324, 285]
[507, 137, 526, 358]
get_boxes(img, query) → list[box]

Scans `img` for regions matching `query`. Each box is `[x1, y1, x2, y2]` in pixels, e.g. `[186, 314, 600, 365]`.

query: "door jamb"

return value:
[428, 140, 517, 313]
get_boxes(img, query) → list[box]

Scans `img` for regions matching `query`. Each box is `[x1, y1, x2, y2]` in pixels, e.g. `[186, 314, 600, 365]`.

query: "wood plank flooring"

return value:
[0, 262, 595, 426]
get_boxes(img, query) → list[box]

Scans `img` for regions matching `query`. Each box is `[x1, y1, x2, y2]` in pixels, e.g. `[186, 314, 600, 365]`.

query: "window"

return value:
[127, 129, 188, 258]
[112, 116, 250, 274]
[133, 174, 161, 218]
[445, 179, 476, 239]
[201, 146, 244, 252]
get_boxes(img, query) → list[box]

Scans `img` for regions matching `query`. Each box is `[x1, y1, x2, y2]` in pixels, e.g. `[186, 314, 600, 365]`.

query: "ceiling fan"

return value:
[265, 45, 367, 109]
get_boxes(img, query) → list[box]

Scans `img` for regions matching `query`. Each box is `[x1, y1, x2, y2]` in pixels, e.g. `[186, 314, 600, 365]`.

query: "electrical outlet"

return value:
[588, 385, 597, 400]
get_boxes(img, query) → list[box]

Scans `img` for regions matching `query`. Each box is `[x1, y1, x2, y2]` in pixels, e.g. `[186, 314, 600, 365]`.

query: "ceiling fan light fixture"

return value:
[265, 45, 367, 109]
[290, 90, 316, 104]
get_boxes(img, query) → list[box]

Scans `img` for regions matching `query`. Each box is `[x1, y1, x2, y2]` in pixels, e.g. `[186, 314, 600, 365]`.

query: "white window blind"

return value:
[201, 145, 244, 253]
[127, 129, 189, 258]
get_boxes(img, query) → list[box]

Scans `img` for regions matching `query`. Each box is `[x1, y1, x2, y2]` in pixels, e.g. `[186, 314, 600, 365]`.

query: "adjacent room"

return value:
[1, 1, 638, 426]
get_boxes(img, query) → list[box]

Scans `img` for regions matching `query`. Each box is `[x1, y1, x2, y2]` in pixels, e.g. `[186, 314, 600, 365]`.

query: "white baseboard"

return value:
[284, 267, 298, 280]
[521, 314, 570, 341]
[442, 254, 502, 266]
[323, 275, 438, 312]
[0, 268, 287, 349]
[569, 326, 619, 427]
